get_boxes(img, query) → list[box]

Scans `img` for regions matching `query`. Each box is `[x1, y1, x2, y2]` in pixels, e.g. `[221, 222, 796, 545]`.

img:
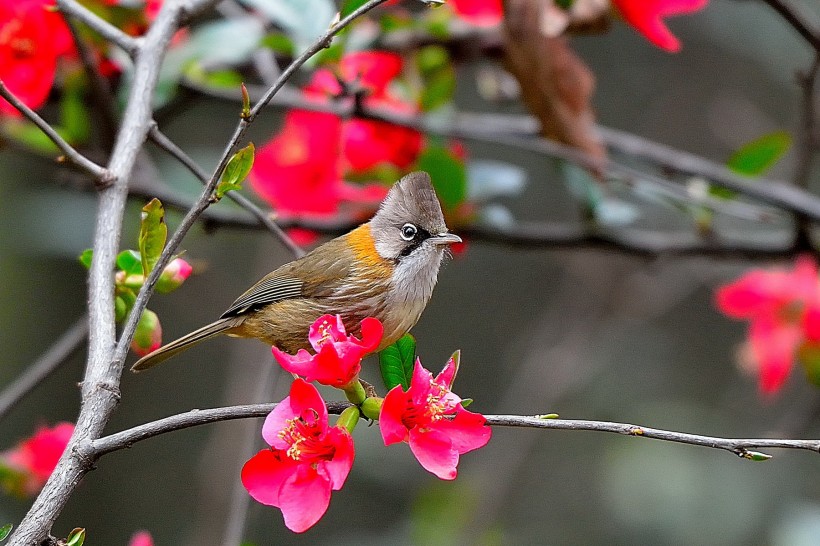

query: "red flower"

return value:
[0, 0, 72, 116]
[612, 0, 708, 52]
[0, 422, 74, 496]
[380, 357, 492, 480]
[127, 531, 154, 546]
[716, 256, 820, 394]
[272, 315, 383, 388]
[448, 0, 502, 26]
[242, 379, 354, 533]
[249, 51, 421, 223]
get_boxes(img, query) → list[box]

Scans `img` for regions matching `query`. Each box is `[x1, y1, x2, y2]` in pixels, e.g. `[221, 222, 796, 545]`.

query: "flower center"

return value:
[278, 412, 335, 462]
[402, 380, 458, 429]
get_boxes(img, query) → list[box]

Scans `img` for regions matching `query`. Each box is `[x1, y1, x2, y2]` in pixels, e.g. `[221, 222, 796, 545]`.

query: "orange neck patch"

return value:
[347, 224, 394, 276]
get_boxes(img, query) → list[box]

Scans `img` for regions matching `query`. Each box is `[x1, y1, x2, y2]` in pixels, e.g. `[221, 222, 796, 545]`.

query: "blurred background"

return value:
[3, 0, 820, 544]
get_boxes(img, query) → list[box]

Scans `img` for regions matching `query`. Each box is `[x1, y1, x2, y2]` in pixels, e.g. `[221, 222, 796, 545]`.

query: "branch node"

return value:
[628, 427, 644, 436]
[95, 170, 116, 190]
[92, 380, 121, 401]
[72, 440, 97, 469]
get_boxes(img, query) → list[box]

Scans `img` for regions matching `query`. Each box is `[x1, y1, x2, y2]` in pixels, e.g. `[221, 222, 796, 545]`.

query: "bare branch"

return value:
[0, 80, 109, 180]
[0, 317, 88, 425]
[85, 403, 820, 462]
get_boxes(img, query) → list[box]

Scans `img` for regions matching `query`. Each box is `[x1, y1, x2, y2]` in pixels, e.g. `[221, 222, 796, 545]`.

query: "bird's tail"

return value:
[130, 316, 243, 372]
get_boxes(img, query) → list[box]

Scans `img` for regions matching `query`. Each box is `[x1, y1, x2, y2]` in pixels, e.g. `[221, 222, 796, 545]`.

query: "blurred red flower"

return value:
[449, 0, 503, 26]
[272, 314, 383, 389]
[380, 356, 491, 479]
[0, 422, 74, 496]
[128, 531, 154, 546]
[250, 51, 423, 231]
[0, 0, 73, 116]
[242, 379, 354, 533]
[716, 256, 820, 394]
[612, 0, 708, 52]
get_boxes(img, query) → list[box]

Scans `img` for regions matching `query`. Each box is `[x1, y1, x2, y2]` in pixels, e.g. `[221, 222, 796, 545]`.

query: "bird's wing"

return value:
[220, 275, 303, 318]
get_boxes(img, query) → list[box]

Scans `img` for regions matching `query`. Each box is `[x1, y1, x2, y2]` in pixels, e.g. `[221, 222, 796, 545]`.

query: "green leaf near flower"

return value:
[379, 333, 416, 391]
[415, 144, 467, 211]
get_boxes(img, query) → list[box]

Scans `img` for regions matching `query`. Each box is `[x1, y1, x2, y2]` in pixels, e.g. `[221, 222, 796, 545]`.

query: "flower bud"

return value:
[131, 310, 162, 357]
[155, 258, 192, 293]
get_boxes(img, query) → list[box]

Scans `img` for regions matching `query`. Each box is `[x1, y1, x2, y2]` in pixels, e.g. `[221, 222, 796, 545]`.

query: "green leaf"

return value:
[116, 250, 142, 275]
[138, 198, 167, 276]
[78, 249, 93, 269]
[340, 0, 369, 18]
[417, 46, 455, 112]
[460, 398, 473, 408]
[3, 119, 60, 154]
[260, 32, 295, 56]
[216, 143, 255, 199]
[60, 85, 91, 143]
[66, 528, 86, 546]
[379, 333, 416, 391]
[742, 450, 772, 462]
[200, 69, 244, 89]
[727, 131, 792, 176]
[0, 523, 12, 541]
[415, 144, 467, 211]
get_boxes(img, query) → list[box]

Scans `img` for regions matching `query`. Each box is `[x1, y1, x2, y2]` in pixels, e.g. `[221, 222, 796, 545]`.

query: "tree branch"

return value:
[0, 317, 88, 425]
[84, 403, 820, 462]
[9, 1, 218, 543]
[0, 81, 109, 180]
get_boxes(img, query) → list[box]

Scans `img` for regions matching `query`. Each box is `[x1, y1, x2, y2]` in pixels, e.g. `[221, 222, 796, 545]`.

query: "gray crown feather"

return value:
[372, 171, 446, 234]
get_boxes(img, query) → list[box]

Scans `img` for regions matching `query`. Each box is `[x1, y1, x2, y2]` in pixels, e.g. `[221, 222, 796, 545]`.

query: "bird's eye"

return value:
[400, 223, 418, 241]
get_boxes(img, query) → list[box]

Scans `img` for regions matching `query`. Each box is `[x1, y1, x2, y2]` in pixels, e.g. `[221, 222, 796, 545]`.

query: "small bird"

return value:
[131, 171, 461, 372]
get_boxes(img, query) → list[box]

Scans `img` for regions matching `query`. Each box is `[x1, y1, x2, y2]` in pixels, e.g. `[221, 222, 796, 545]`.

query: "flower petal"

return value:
[321, 427, 355, 490]
[409, 428, 458, 480]
[278, 464, 332, 533]
[379, 385, 411, 445]
[749, 317, 802, 394]
[434, 408, 492, 454]
[241, 449, 297, 507]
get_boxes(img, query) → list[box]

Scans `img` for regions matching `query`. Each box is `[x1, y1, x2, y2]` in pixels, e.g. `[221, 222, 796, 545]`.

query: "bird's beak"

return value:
[428, 232, 462, 245]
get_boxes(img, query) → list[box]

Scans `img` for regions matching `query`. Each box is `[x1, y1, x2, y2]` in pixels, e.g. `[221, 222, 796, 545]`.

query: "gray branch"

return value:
[83, 403, 820, 462]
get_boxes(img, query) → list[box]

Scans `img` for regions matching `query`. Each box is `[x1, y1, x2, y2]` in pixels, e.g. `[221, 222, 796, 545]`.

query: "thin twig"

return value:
[84, 403, 820, 461]
[793, 53, 820, 247]
[146, 123, 304, 257]
[0, 80, 109, 180]
[762, 0, 820, 53]
[56, 0, 140, 55]
[0, 317, 88, 425]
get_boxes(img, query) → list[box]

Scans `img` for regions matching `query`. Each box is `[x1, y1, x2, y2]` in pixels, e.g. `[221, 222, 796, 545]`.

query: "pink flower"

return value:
[155, 257, 192, 293]
[127, 531, 154, 546]
[380, 357, 492, 480]
[716, 256, 820, 394]
[131, 309, 162, 357]
[272, 315, 383, 388]
[612, 0, 708, 52]
[448, 0, 503, 27]
[0, 0, 73, 116]
[242, 379, 354, 533]
[0, 422, 74, 496]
